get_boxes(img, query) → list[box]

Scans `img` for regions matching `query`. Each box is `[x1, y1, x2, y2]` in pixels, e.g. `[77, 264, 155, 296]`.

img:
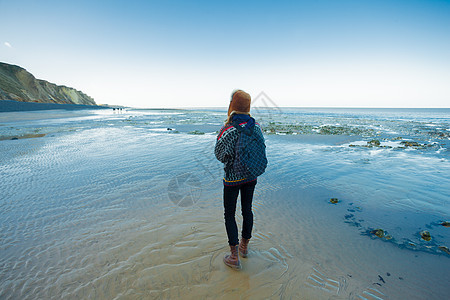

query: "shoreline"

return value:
[0, 99, 107, 113]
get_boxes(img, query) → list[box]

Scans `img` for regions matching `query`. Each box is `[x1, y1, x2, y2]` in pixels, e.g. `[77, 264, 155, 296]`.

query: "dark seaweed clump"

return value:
[330, 202, 450, 257]
[262, 122, 376, 136]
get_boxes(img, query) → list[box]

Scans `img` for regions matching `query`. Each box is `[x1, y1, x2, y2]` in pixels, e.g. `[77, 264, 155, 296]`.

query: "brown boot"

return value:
[223, 245, 241, 269]
[239, 238, 250, 258]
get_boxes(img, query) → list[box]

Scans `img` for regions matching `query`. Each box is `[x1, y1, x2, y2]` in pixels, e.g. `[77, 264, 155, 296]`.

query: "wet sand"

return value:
[0, 109, 449, 299]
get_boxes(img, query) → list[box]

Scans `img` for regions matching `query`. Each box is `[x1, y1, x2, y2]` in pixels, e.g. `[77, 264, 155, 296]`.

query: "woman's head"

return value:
[225, 89, 251, 124]
[227, 90, 251, 116]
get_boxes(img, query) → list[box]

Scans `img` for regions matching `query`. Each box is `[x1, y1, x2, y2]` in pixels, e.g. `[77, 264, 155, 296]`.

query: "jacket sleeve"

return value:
[215, 126, 236, 163]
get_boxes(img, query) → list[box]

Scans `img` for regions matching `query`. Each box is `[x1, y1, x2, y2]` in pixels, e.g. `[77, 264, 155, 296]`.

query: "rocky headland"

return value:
[0, 62, 96, 106]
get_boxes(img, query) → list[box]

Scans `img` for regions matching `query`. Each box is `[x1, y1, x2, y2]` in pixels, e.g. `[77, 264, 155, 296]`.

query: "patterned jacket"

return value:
[215, 115, 265, 186]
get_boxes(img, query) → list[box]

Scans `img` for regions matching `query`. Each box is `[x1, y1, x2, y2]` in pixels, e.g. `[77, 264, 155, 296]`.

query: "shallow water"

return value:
[0, 107, 449, 299]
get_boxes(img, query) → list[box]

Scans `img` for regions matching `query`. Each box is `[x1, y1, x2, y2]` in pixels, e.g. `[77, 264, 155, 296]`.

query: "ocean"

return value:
[0, 107, 449, 299]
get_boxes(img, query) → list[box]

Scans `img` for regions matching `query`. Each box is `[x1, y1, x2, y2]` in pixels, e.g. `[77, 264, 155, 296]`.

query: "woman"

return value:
[214, 89, 266, 269]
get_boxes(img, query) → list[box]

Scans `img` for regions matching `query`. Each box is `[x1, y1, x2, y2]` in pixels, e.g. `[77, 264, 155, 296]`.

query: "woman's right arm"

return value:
[215, 126, 235, 163]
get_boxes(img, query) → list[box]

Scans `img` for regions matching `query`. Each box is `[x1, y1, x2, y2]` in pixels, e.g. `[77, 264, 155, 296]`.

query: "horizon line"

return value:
[124, 105, 450, 110]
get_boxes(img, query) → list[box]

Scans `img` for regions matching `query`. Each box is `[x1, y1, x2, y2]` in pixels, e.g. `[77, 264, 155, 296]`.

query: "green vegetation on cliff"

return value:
[0, 62, 96, 105]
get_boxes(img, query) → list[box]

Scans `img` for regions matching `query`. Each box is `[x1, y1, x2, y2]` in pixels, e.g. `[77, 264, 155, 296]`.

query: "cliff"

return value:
[0, 62, 96, 106]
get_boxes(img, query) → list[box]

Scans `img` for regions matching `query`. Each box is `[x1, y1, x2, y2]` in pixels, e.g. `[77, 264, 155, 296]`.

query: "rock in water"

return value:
[438, 246, 450, 255]
[420, 230, 432, 241]
[371, 229, 385, 238]
[330, 198, 339, 204]
[368, 139, 381, 146]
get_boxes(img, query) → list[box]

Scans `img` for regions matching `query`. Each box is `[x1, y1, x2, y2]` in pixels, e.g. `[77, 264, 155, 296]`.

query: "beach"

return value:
[0, 107, 449, 299]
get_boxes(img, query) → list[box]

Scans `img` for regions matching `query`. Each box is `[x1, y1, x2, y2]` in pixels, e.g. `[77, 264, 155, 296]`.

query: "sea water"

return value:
[0, 107, 449, 299]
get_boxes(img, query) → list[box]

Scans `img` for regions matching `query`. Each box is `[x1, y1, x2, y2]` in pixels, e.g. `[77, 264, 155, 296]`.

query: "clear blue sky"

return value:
[1, 0, 449, 108]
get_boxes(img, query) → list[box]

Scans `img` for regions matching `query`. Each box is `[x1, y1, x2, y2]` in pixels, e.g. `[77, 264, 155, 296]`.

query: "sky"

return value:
[1, 0, 450, 108]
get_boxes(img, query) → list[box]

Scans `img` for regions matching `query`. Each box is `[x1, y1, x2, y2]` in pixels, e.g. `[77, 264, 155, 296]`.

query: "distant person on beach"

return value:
[215, 90, 267, 269]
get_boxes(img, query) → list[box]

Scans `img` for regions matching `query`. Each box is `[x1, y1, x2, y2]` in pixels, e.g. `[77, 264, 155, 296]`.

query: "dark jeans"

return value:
[223, 180, 257, 246]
